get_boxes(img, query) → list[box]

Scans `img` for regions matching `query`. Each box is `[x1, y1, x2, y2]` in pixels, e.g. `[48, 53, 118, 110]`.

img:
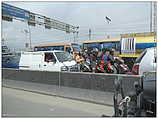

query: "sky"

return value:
[2, 1, 152, 51]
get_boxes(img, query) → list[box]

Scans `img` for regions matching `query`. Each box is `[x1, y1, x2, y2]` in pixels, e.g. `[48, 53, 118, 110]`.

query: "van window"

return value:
[55, 52, 73, 62]
[44, 53, 56, 62]
[66, 47, 71, 53]
[135, 50, 147, 63]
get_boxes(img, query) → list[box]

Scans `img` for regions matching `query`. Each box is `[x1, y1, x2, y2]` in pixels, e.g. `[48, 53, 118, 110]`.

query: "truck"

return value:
[19, 50, 78, 72]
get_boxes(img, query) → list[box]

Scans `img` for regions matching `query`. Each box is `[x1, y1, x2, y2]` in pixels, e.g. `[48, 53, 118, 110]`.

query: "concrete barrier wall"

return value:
[2, 69, 59, 85]
[2, 68, 142, 94]
[60, 72, 116, 92]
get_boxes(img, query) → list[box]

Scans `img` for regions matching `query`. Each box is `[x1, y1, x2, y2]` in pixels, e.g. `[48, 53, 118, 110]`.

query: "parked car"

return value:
[2, 55, 20, 69]
[19, 50, 78, 72]
[131, 47, 156, 75]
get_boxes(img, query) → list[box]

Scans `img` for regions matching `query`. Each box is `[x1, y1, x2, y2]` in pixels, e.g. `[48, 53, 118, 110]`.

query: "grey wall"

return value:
[2, 68, 142, 94]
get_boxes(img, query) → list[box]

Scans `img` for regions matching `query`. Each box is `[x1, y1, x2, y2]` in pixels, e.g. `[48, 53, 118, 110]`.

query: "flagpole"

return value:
[105, 16, 112, 38]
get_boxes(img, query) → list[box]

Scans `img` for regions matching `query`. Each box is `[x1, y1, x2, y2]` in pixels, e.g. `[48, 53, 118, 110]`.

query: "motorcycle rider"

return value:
[102, 49, 109, 63]
[97, 51, 103, 61]
[73, 52, 84, 63]
[108, 48, 115, 64]
[90, 49, 98, 71]
[74, 52, 85, 71]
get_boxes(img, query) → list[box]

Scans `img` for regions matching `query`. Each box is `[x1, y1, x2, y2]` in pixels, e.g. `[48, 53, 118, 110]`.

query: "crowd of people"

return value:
[72, 48, 116, 72]
[73, 48, 115, 63]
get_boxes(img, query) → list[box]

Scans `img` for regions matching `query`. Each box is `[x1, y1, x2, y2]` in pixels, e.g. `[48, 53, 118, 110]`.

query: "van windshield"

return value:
[55, 52, 73, 62]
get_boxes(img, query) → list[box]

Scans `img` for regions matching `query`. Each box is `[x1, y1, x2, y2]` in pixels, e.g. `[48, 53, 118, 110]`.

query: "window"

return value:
[87, 43, 100, 49]
[72, 44, 80, 52]
[2, 56, 20, 63]
[115, 42, 120, 51]
[102, 43, 114, 49]
[55, 52, 73, 62]
[2, 57, 10, 62]
[44, 53, 56, 62]
[53, 46, 64, 51]
[66, 47, 71, 53]
[135, 50, 147, 63]
[83, 44, 89, 50]
[34, 47, 46, 51]
[121, 38, 135, 53]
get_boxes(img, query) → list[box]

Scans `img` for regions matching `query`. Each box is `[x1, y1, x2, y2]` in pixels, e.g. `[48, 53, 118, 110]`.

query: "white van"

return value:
[19, 50, 78, 72]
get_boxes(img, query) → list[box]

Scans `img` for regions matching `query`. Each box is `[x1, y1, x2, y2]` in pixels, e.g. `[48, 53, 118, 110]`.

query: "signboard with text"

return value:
[2, 2, 30, 20]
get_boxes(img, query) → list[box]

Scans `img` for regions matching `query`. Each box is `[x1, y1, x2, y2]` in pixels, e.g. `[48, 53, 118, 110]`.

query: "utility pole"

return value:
[105, 16, 112, 38]
[153, 1, 157, 34]
[2, 38, 5, 46]
[73, 32, 75, 43]
[23, 24, 31, 51]
[28, 25, 32, 51]
[89, 29, 91, 40]
[153, 1, 157, 72]
[73, 31, 79, 43]
[76, 31, 79, 43]
[150, 1, 153, 32]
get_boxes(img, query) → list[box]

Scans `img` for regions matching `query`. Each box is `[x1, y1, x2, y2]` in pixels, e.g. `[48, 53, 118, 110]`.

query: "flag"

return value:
[24, 29, 29, 33]
[105, 16, 111, 24]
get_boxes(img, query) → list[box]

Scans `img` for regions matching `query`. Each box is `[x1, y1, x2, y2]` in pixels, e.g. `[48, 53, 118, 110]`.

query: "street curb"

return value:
[3, 85, 113, 107]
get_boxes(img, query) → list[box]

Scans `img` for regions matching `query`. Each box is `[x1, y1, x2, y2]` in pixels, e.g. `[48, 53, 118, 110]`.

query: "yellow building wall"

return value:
[135, 36, 156, 43]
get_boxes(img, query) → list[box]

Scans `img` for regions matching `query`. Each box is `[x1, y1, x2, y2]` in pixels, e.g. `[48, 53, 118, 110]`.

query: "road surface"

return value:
[2, 87, 113, 117]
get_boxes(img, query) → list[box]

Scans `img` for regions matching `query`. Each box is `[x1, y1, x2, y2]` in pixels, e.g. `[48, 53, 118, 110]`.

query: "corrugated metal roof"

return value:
[120, 32, 155, 38]
[82, 38, 120, 44]
[34, 42, 77, 47]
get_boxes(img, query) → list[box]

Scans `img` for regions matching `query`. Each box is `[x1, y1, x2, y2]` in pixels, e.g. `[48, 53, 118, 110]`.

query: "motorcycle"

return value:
[94, 59, 105, 73]
[95, 61, 106, 73]
[95, 60, 117, 73]
[95, 57, 129, 74]
[113, 57, 129, 74]
[80, 60, 92, 72]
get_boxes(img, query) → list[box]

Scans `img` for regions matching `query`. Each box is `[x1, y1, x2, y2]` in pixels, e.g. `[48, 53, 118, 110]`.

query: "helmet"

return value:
[109, 48, 115, 55]
[92, 48, 98, 52]
[109, 48, 115, 52]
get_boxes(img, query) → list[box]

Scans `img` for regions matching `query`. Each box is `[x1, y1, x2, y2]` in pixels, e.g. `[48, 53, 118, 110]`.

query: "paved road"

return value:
[3, 79, 114, 106]
[2, 87, 113, 117]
